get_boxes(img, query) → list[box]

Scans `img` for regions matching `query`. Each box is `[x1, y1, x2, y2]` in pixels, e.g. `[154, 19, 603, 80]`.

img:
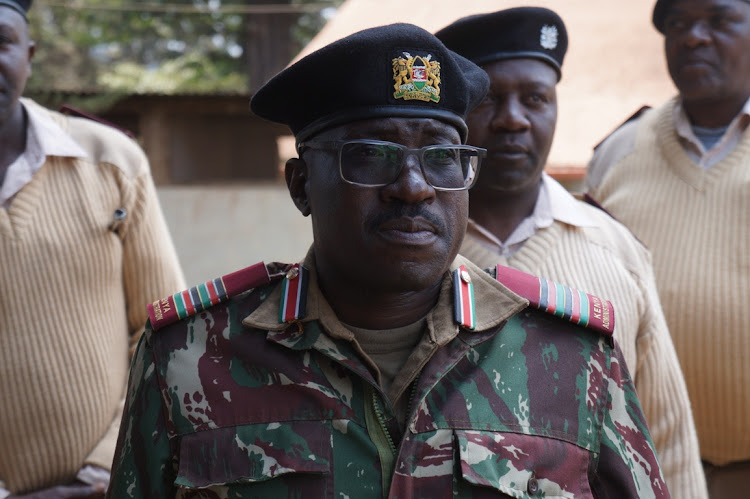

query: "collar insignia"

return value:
[453, 265, 476, 330]
[279, 264, 309, 323]
[540, 25, 558, 50]
[392, 52, 441, 103]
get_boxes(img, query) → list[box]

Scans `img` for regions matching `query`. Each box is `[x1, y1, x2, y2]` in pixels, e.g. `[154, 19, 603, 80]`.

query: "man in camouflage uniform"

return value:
[108, 23, 669, 498]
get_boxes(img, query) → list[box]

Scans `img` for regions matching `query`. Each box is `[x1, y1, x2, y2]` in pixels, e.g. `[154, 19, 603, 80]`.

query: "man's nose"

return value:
[683, 20, 712, 47]
[490, 97, 531, 132]
[381, 152, 436, 204]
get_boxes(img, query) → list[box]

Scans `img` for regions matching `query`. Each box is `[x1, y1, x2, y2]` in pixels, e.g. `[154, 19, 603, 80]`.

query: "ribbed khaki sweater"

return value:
[461, 193, 707, 498]
[591, 98, 750, 467]
[0, 100, 185, 493]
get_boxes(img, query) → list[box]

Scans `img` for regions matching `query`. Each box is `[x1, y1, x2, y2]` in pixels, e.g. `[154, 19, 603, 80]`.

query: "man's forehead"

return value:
[319, 117, 462, 141]
[0, 7, 27, 32]
[654, 0, 750, 31]
[484, 58, 559, 81]
[668, 0, 746, 12]
[0, 0, 29, 21]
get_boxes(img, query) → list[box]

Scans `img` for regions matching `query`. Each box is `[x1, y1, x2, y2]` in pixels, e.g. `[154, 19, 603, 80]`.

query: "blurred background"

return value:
[26, 0, 676, 284]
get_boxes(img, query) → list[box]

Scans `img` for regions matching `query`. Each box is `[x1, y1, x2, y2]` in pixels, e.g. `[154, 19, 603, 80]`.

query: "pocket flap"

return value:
[175, 421, 331, 489]
[455, 430, 592, 498]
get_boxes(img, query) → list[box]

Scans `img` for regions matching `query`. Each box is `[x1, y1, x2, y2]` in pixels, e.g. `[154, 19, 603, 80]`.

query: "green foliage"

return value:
[26, 0, 343, 96]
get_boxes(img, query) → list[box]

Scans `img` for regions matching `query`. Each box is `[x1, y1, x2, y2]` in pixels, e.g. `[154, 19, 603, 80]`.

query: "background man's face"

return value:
[0, 8, 32, 122]
[664, 0, 750, 103]
[296, 117, 467, 294]
[465, 58, 557, 194]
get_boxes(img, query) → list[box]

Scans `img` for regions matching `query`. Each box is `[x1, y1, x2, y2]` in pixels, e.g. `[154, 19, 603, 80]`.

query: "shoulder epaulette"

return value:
[495, 264, 615, 337]
[148, 262, 275, 331]
[592, 105, 651, 152]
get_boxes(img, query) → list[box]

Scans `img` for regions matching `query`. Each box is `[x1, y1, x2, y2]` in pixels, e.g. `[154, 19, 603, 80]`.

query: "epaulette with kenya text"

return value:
[148, 262, 278, 331]
[495, 264, 615, 337]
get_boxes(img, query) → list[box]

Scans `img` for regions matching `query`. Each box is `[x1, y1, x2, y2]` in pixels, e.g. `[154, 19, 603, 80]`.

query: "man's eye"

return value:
[350, 145, 387, 158]
[527, 94, 545, 104]
[478, 95, 498, 108]
[425, 148, 458, 163]
[664, 17, 688, 31]
[711, 14, 733, 29]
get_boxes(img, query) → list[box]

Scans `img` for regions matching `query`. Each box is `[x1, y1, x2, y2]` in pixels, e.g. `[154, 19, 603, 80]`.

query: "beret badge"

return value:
[392, 52, 441, 103]
[540, 25, 559, 50]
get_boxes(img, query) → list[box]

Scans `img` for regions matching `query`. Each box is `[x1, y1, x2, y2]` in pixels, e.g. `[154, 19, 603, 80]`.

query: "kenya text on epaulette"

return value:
[494, 264, 615, 337]
[148, 262, 273, 330]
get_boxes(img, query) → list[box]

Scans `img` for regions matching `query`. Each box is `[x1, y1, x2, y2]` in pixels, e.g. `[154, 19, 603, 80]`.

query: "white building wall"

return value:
[158, 184, 313, 286]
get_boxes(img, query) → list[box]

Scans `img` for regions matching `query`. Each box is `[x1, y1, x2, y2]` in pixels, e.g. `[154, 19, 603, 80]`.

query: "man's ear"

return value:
[27, 41, 35, 78]
[286, 157, 311, 217]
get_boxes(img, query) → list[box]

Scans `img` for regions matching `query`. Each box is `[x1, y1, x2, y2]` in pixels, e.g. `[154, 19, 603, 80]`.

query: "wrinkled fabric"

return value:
[108, 263, 668, 499]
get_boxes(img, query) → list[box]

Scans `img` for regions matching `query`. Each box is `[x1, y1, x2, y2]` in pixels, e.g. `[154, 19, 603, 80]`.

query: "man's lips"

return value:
[677, 54, 716, 71]
[377, 217, 439, 244]
[488, 143, 529, 160]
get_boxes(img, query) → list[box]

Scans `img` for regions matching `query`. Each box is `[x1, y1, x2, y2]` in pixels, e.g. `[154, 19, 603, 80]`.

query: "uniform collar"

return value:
[1, 100, 87, 206]
[466, 173, 596, 253]
[673, 95, 750, 156]
[543, 173, 596, 228]
[243, 247, 527, 344]
[21, 98, 88, 160]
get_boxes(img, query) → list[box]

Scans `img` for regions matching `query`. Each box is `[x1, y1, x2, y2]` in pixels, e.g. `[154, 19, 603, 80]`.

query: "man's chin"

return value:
[370, 256, 452, 291]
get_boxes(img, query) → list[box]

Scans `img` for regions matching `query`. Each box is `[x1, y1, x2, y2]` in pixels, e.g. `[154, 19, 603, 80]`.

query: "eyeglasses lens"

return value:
[340, 142, 476, 189]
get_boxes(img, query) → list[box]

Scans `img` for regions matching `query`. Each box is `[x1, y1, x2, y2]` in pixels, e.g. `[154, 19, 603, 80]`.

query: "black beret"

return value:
[0, 0, 31, 20]
[652, 0, 673, 33]
[250, 23, 490, 143]
[435, 7, 568, 81]
[654, 0, 750, 33]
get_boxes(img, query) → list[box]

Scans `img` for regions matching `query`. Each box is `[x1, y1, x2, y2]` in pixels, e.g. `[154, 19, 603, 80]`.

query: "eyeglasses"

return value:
[297, 139, 486, 191]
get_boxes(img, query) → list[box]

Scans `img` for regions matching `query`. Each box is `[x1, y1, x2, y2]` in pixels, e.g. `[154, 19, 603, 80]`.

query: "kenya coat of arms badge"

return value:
[392, 52, 441, 103]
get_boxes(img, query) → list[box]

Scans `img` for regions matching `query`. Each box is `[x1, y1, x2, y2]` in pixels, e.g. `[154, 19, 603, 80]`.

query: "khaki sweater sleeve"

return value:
[119, 168, 186, 354]
[76, 125, 185, 471]
[630, 250, 707, 498]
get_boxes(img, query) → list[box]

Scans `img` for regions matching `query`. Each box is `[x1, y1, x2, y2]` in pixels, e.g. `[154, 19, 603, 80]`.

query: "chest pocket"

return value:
[174, 421, 332, 498]
[455, 430, 594, 498]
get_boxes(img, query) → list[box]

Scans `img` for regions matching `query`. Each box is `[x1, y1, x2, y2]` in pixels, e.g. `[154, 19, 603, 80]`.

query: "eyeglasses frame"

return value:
[297, 139, 486, 191]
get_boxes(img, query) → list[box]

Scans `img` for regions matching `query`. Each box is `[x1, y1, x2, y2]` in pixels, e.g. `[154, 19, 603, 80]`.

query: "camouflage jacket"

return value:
[107, 255, 668, 498]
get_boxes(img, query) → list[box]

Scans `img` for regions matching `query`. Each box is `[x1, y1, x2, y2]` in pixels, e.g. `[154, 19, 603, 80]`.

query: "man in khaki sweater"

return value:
[0, 1, 185, 497]
[437, 8, 707, 498]
[586, 0, 750, 496]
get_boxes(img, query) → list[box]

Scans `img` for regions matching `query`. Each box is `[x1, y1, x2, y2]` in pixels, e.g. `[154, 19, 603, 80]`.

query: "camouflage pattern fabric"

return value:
[108, 262, 668, 498]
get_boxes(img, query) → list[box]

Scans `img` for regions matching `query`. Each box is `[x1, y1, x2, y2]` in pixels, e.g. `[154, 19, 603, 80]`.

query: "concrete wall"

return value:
[158, 184, 313, 286]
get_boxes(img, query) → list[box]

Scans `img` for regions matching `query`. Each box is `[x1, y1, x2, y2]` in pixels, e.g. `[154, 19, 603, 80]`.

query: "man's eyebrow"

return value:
[668, 3, 739, 16]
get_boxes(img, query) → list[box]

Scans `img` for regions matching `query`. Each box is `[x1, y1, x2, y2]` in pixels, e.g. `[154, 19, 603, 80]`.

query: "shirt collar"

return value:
[543, 172, 596, 228]
[243, 248, 526, 344]
[22, 98, 88, 161]
[466, 173, 596, 251]
[674, 95, 750, 154]
[1, 101, 87, 206]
